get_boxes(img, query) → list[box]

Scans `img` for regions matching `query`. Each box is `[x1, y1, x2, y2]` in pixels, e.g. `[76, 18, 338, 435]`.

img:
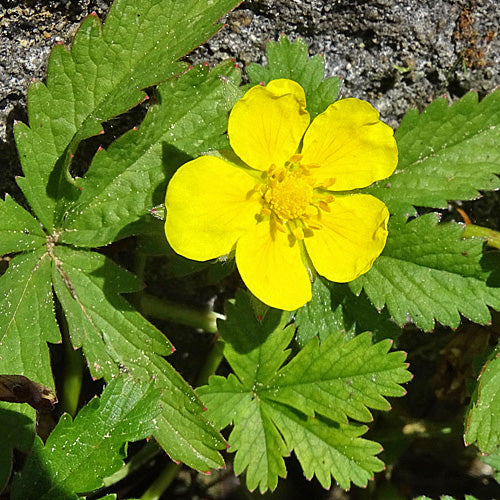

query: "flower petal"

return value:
[236, 220, 312, 310]
[301, 98, 398, 190]
[305, 194, 389, 282]
[228, 79, 310, 171]
[165, 156, 261, 261]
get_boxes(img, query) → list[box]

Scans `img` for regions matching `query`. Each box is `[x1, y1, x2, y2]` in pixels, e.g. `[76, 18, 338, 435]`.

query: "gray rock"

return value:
[1, 0, 499, 189]
[189, 0, 500, 128]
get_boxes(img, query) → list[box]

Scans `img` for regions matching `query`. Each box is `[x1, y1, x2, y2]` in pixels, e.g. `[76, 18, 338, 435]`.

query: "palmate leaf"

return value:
[60, 62, 241, 248]
[14, 0, 241, 230]
[350, 214, 500, 331]
[465, 346, 500, 454]
[197, 292, 410, 492]
[52, 246, 225, 470]
[364, 90, 500, 216]
[11, 376, 160, 500]
[295, 277, 401, 347]
[0, 196, 46, 255]
[247, 35, 341, 119]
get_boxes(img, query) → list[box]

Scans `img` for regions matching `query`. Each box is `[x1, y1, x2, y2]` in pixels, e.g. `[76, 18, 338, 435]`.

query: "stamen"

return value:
[305, 205, 319, 217]
[319, 178, 336, 188]
[319, 200, 331, 212]
[292, 227, 305, 240]
[307, 221, 323, 230]
[258, 158, 334, 240]
[275, 218, 287, 233]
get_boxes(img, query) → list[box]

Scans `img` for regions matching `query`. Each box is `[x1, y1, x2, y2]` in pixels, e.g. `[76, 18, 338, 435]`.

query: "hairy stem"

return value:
[103, 440, 162, 487]
[140, 461, 182, 500]
[140, 292, 223, 333]
[195, 336, 224, 387]
[60, 314, 84, 418]
[463, 223, 500, 249]
[130, 246, 147, 309]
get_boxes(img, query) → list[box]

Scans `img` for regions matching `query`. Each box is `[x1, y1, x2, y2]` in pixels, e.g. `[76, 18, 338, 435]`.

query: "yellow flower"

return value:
[165, 79, 397, 311]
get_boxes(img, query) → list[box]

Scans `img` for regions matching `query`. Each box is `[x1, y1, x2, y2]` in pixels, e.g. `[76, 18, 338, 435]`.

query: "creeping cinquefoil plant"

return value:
[1, 1, 500, 499]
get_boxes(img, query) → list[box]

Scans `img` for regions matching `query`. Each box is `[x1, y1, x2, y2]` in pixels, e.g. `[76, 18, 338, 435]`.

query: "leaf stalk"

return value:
[139, 292, 222, 333]
[139, 461, 182, 500]
[463, 223, 500, 249]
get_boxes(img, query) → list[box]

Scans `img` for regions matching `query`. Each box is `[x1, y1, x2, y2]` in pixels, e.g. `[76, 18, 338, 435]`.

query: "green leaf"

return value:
[0, 405, 35, 491]
[52, 246, 224, 470]
[52, 246, 169, 381]
[267, 402, 383, 489]
[415, 497, 479, 500]
[198, 292, 410, 492]
[295, 278, 401, 347]
[465, 347, 500, 453]
[14, 0, 241, 230]
[229, 396, 288, 492]
[364, 91, 500, 216]
[59, 62, 241, 247]
[0, 249, 59, 387]
[481, 449, 500, 483]
[0, 249, 60, 488]
[269, 333, 409, 424]
[350, 213, 500, 331]
[0, 195, 46, 255]
[247, 35, 341, 119]
[11, 376, 161, 500]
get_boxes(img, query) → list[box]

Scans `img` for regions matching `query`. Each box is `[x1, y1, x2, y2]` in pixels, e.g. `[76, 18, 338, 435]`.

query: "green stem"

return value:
[60, 315, 84, 418]
[463, 224, 500, 249]
[140, 292, 223, 333]
[400, 418, 454, 439]
[103, 440, 161, 487]
[131, 248, 147, 308]
[140, 461, 182, 500]
[195, 337, 224, 387]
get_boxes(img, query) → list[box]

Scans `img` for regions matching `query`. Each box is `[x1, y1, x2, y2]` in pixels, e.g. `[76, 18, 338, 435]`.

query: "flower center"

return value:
[267, 169, 313, 221]
[252, 155, 335, 241]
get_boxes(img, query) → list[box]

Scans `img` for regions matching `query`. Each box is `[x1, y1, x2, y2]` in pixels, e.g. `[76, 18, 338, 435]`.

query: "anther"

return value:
[305, 205, 319, 217]
[320, 178, 336, 188]
[275, 219, 287, 233]
[319, 200, 331, 212]
[307, 221, 323, 230]
[292, 227, 305, 240]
